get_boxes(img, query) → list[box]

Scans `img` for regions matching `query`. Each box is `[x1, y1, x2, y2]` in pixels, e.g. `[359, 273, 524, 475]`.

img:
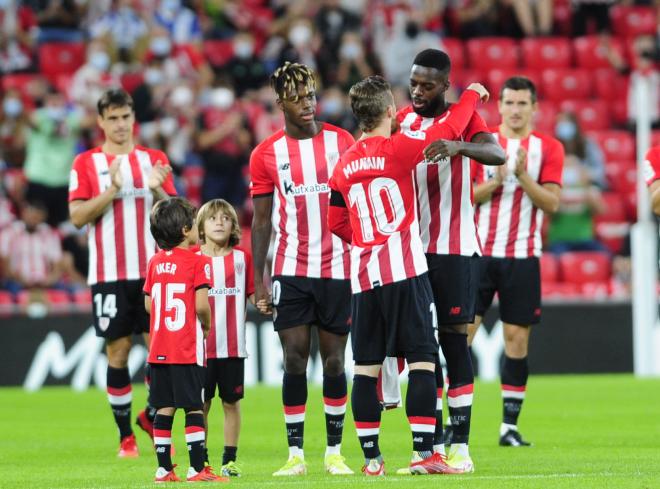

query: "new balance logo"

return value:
[413, 437, 423, 443]
[156, 447, 166, 453]
[449, 306, 462, 315]
[363, 441, 374, 448]
[279, 163, 290, 171]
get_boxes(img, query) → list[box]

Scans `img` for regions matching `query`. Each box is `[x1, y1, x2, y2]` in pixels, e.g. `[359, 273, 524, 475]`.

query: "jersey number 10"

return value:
[348, 177, 405, 243]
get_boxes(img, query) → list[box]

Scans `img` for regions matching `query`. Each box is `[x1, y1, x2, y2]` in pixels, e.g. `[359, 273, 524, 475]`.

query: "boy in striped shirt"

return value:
[196, 199, 256, 477]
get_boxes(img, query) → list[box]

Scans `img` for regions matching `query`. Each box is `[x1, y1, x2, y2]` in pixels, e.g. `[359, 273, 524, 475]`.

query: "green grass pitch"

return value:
[1, 374, 659, 488]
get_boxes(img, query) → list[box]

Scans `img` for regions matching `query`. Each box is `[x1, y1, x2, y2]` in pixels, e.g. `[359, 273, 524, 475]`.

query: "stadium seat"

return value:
[541, 69, 592, 102]
[1, 73, 44, 97]
[580, 281, 610, 299]
[520, 37, 572, 69]
[476, 101, 500, 128]
[38, 42, 86, 82]
[120, 72, 145, 94]
[607, 164, 637, 196]
[559, 99, 611, 132]
[559, 251, 611, 285]
[597, 192, 628, 222]
[0, 291, 13, 315]
[450, 69, 484, 91]
[573, 36, 624, 70]
[610, 6, 658, 38]
[533, 101, 559, 134]
[540, 253, 559, 283]
[202, 40, 234, 67]
[541, 281, 581, 299]
[588, 130, 636, 162]
[485, 68, 542, 95]
[440, 38, 465, 69]
[46, 289, 71, 306]
[593, 68, 628, 101]
[73, 289, 92, 306]
[466, 37, 519, 71]
[552, 0, 572, 36]
[595, 220, 629, 254]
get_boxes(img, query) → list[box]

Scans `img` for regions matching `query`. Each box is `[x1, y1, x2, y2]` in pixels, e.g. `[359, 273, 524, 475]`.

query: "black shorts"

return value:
[204, 358, 245, 403]
[90, 280, 150, 341]
[351, 274, 439, 364]
[149, 363, 205, 410]
[476, 256, 541, 325]
[426, 254, 480, 326]
[271, 276, 351, 335]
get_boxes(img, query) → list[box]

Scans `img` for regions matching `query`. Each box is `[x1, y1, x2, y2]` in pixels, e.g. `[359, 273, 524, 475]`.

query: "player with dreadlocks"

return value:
[250, 62, 356, 476]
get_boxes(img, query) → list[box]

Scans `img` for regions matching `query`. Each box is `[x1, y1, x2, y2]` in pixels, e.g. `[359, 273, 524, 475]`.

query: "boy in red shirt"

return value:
[143, 197, 226, 483]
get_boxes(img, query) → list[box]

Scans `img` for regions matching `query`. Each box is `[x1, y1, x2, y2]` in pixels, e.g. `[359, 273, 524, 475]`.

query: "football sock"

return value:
[222, 446, 237, 465]
[185, 413, 206, 472]
[143, 364, 156, 422]
[282, 372, 307, 457]
[433, 355, 444, 449]
[440, 332, 474, 445]
[153, 414, 173, 471]
[323, 372, 347, 454]
[107, 366, 132, 440]
[501, 355, 528, 428]
[406, 369, 436, 455]
[352, 374, 381, 460]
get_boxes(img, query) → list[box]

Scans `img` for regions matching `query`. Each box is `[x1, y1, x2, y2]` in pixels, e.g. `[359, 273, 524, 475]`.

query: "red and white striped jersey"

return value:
[643, 145, 660, 186]
[397, 107, 489, 256]
[68, 146, 177, 285]
[249, 123, 354, 280]
[198, 247, 255, 359]
[143, 247, 211, 366]
[472, 130, 564, 258]
[0, 221, 62, 284]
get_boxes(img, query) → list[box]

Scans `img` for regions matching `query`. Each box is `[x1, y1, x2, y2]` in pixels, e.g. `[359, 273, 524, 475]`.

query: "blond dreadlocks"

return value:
[270, 62, 316, 102]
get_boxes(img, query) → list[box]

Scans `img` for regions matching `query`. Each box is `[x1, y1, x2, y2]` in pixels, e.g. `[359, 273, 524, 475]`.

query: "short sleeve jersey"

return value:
[143, 247, 211, 366]
[472, 129, 564, 258]
[68, 145, 177, 285]
[249, 123, 354, 280]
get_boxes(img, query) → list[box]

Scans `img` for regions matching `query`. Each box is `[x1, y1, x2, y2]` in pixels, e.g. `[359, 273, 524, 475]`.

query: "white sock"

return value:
[450, 443, 469, 457]
[325, 444, 341, 457]
[433, 444, 446, 455]
[500, 423, 517, 436]
[288, 446, 304, 460]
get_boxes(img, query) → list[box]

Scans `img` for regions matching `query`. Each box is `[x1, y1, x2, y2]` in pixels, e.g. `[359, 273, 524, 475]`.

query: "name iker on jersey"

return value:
[342, 156, 385, 178]
[283, 181, 330, 196]
[156, 262, 177, 275]
[208, 286, 242, 296]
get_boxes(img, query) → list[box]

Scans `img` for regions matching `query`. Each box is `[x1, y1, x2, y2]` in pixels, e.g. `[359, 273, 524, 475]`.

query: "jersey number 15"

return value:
[151, 283, 186, 332]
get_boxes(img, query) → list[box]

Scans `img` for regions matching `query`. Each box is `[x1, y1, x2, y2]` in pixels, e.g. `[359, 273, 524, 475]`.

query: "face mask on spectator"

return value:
[234, 40, 254, 59]
[289, 25, 312, 47]
[340, 42, 362, 60]
[210, 88, 235, 110]
[562, 166, 581, 187]
[3, 98, 22, 117]
[144, 67, 164, 86]
[46, 106, 66, 121]
[90, 51, 110, 71]
[150, 37, 172, 57]
[170, 85, 193, 107]
[322, 98, 343, 116]
[555, 120, 576, 141]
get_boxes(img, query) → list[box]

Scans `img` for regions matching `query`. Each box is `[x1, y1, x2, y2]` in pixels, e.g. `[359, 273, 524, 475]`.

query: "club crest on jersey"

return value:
[235, 262, 244, 275]
[326, 152, 340, 167]
[99, 317, 110, 331]
[204, 264, 211, 280]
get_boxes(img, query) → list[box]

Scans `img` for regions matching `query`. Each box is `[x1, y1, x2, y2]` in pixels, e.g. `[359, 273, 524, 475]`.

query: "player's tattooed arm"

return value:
[251, 194, 274, 315]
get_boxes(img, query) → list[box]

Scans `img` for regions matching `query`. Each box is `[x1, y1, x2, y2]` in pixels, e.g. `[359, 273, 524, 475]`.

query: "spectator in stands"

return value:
[1, 1, 37, 48]
[70, 40, 120, 112]
[251, 83, 284, 144]
[318, 85, 357, 134]
[604, 34, 659, 129]
[225, 31, 268, 97]
[195, 82, 251, 210]
[555, 111, 607, 189]
[546, 154, 608, 255]
[571, 0, 614, 36]
[0, 89, 29, 169]
[503, 0, 553, 37]
[0, 31, 33, 74]
[332, 30, 381, 91]
[315, 0, 360, 54]
[23, 87, 86, 226]
[0, 200, 63, 294]
[277, 18, 319, 73]
[88, 0, 148, 64]
[152, 0, 202, 46]
[34, 0, 84, 43]
[132, 57, 169, 124]
[446, 0, 498, 38]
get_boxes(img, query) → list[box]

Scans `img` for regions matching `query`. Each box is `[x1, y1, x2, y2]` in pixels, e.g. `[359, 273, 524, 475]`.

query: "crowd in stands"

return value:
[0, 0, 659, 311]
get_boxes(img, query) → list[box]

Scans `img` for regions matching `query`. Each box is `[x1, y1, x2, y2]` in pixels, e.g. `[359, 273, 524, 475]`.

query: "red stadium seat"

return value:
[520, 37, 572, 70]
[476, 101, 501, 128]
[0, 291, 13, 315]
[1, 73, 44, 97]
[73, 289, 92, 306]
[588, 130, 636, 162]
[597, 192, 628, 222]
[541, 69, 592, 102]
[440, 38, 465, 70]
[595, 220, 630, 254]
[202, 40, 234, 67]
[120, 72, 145, 94]
[593, 69, 628, 101]
[540, 253, 559, 283]
[466, 37, 519, 71]
[450, 69, 484, 91]
[541, 281, 581, 299]
[485, 68, 542, 95]
[610, 6, 658, 38]
[38, 43, 86, 82]
[46, 289, 71, 305]
[553, 0, 573, 36]
[533, 101, 559, 134]
[559, 251, 612, 285]
[573, 36, 624, 70]
[559, 99, 611, 132]
[580, 281, 610, 299]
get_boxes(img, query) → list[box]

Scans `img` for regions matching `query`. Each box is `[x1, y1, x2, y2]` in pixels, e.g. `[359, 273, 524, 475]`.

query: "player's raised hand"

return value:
[424, 139, 462, 162]
[109, 159, 123, 190]
[513, 146, 527, 177]
[466, 83, 489, 103]
[148, 160, 172, 191]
